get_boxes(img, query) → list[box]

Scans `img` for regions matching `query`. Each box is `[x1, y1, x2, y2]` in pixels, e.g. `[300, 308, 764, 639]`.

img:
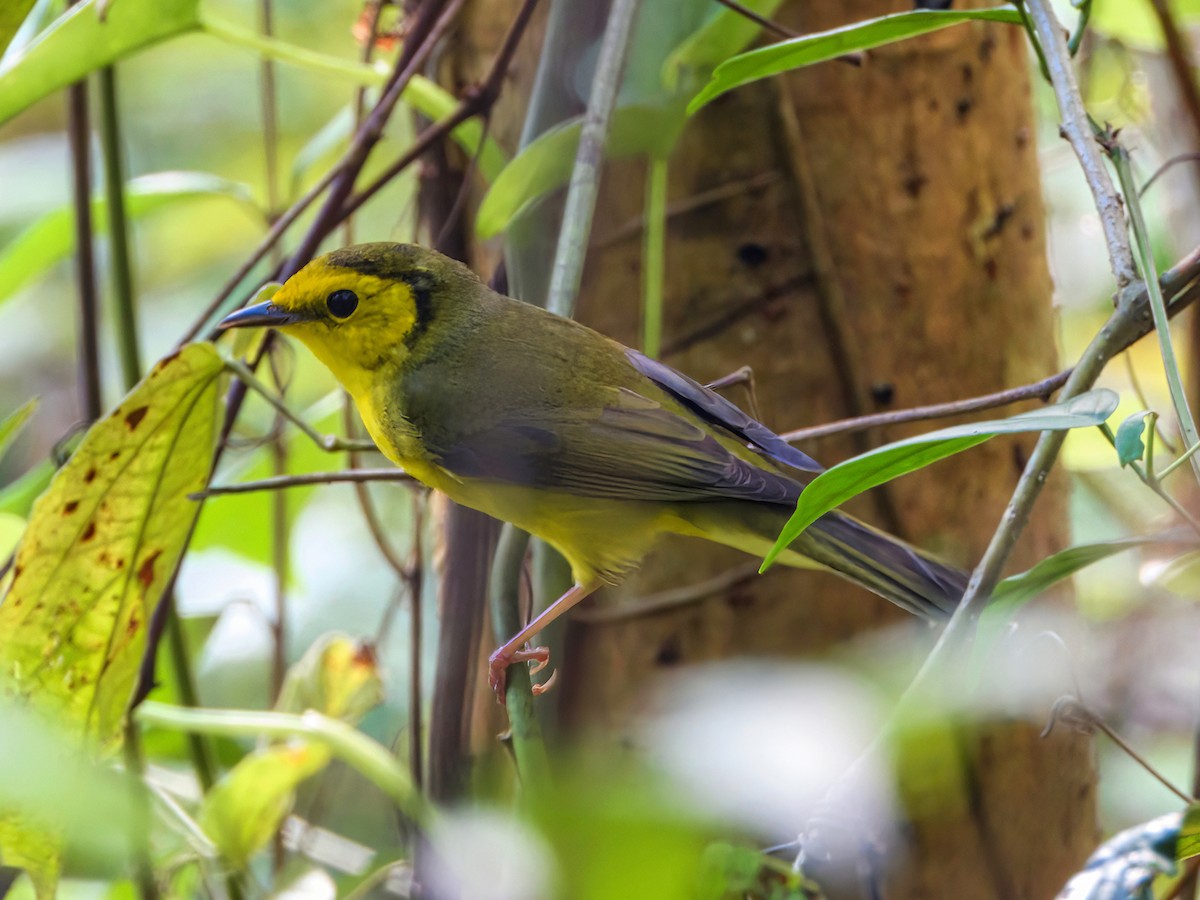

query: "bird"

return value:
[218, 242, 966, 701]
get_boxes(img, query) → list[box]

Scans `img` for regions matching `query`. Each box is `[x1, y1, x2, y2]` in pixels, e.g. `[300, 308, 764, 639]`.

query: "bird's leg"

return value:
[488, 578, 603, 703]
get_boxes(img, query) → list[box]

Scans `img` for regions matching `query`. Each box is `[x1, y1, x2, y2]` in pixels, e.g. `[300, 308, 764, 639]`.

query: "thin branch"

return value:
[195, 468, 415, 499]
[573, 562, 759, 623]
[1140, 152, 1200, 199]
[545, 0, 640, 318]
[1147, 0, 1200, 151]
[1026, 0, 1137, 288]
[712, 0, 798, 39]
[781, 370, 1071, 443]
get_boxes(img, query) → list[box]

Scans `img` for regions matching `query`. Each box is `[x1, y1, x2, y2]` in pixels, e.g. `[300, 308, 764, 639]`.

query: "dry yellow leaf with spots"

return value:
[0, 342, 224, 893]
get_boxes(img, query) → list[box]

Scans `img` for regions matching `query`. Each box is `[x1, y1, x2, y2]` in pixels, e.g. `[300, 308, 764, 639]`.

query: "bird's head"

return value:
[218, 242, 481, 394]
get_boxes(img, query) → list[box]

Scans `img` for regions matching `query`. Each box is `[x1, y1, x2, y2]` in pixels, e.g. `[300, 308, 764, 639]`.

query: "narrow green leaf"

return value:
[688, 6, 1024, 114]
[0, 0, 37, 59]
[476, 102, 686, 239]
[0, 172, 259, 305]
[1115, 410, 1150, 467]
[990, 532, 1191, 613]
[1179, 804, 1200, 861]
[761, 389, 1119, 571]
[0, 460, 55, 518]
[0, 400, 37, 463]
[0, 0, 204, 126]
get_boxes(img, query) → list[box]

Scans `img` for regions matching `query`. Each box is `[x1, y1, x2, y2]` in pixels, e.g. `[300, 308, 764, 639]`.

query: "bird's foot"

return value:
[488, 644, 551, 705]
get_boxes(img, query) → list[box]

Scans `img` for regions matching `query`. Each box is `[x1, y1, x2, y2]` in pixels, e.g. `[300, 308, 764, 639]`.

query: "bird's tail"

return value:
[685, 505, 966, 621]
[797, 511, 966, 621]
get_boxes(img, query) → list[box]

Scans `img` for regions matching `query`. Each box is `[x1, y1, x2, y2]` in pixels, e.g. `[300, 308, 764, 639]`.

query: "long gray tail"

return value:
[797, 511, 966, 621]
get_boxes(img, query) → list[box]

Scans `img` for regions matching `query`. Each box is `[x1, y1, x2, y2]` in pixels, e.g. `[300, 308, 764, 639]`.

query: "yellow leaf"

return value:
[277, 634, 384, 723]
[0, 343, 224, 893]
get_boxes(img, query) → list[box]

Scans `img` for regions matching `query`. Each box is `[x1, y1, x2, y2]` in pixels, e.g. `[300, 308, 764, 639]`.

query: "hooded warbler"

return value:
[219, 242, 965, 699]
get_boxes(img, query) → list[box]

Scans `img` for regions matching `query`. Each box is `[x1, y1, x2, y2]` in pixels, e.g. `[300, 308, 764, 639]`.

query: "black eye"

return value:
[326, 289, 358, 319]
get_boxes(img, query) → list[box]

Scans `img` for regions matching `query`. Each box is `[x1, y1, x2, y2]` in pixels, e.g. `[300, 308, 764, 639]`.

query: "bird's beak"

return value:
[217, 300, 301, 330]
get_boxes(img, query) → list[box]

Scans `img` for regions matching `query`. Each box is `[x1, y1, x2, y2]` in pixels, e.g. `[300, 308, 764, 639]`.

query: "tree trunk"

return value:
[445, 1, 1097, 896]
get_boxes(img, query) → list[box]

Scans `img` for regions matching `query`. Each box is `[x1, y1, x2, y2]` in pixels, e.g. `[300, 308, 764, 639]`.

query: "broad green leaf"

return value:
[0, 0, 204, 126]
[0, 172, 259, 305]
[1115, 410, 1150, 467]
[0, 400, 37, 462]
[0, 0, 37, 59]
[762, 389, 1119, 571]
[663, 0, 785, 91]
[0, 344, 223, 893]
[476, 103, 686, 238]
[198, 636, 382, 869]
[688, 6, 1024, 114]
[1179, 804, 1200, 861]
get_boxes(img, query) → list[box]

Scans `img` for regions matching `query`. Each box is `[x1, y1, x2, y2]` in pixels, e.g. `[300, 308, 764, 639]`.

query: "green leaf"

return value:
[0, 172, 259, 305]
[276, 634, 383, 724]
[687, 6, 1024, 114]
[0, 0, 204, 126]
[0, 460, 55, 518]
[1179, 804, 1200, 861]
[0, 344, 223, 893]
[0, 0, 37, 59]
[0, 400, 37, 462]
[199, 744, 329, 869]
[476, 102, 686, 238]
[761, 389, 1119, 571]
[990, 532, 1190, 613]
[663, 0, 785, 91]
[1115, 410, 1149, 467]
[0, 344, 224, 750]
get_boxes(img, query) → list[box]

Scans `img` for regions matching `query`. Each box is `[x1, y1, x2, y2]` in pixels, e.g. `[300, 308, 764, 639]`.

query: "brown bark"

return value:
[446, 0, 1097, 896]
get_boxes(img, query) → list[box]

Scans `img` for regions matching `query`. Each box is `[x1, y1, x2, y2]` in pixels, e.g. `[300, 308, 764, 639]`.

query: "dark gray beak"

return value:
[217, 301, 301, 330]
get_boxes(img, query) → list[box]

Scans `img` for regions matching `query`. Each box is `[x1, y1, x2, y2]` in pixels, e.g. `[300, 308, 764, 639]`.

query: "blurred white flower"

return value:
[425, 809, 557, 900]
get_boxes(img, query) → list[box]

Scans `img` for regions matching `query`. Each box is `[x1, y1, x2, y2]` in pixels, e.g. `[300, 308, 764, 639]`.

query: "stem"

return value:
[545, 0, 641, 318]
[136, 702, 430, 826]
[196, 468, 413, 498]
[488, 526, 551, 796]
[641, 156, 668, 358]
[1066, 0, 1091, 56]
[165, 604, 218, 792]
[66, 76, 102, 422]
[1026, 0, 1136, 288]
[1158, 440, 1200, 482]
[97, 66, 141, 390]
[712, 0, 798, 39]
[267, 351, 289, 703]
[1111, 144, 1200, 483]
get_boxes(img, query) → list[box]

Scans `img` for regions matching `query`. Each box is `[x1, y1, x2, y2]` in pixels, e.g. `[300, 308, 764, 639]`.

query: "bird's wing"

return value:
[428, 385, 803, 505]
[623, 348, 824, 474]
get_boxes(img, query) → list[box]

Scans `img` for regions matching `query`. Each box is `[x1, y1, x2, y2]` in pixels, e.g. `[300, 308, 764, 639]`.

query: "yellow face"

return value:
[218, 244, 442, 398]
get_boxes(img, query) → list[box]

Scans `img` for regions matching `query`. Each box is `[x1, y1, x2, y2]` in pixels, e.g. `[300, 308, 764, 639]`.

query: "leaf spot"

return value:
[137, 550, 162, 589]
[81, 522, 96, 542]
[63, 500, 79, 515]
[125, 406, 150, 431]
[84, 467, 97, 483]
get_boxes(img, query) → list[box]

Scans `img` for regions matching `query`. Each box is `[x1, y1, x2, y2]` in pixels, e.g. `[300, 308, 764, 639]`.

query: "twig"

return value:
[1026, 0, 1136, 288]
[1042, 696, 1196, 803]
[712, 0, 798, 39]
[545, 0, 640, 318]
[342, 0, 540, 220]
[97, 67, 141, 390]
[573, 562, 759, 623]
[1140, 152, 1200, 199]
[194, 468, 414, 498]
[267, 350, 290, 704]
[781, 370, 1071, 443]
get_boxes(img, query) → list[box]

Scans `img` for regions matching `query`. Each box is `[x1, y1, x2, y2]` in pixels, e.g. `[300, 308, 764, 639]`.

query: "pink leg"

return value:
[488, 579, 603, 703]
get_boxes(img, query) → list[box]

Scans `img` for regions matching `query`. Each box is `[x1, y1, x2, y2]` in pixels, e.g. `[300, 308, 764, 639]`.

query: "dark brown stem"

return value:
[712, 0, 798, 40]
[67, 80, 102, 422]
[195, 468, 414, 498]
[1147, 0, 1200, 150]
